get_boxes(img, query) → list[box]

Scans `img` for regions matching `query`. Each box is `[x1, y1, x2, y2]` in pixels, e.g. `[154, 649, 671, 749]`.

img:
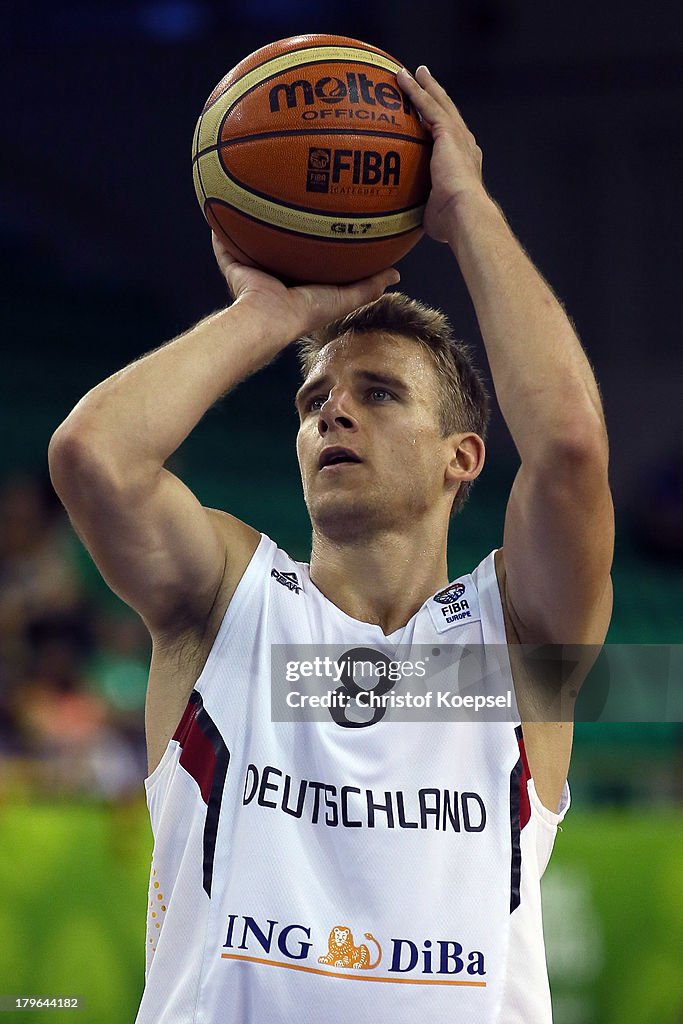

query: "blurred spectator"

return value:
[0, 475, 83, 639]
[12, 614, 142, 799]
[0, 473, 148, 799]
[88, 610, 149, 774]
[88, 612, 149, 721]
[0, 474, 88, 791]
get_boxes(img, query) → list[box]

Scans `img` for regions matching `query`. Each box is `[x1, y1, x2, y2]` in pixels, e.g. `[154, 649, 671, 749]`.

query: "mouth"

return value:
[318, 446, 363, 470]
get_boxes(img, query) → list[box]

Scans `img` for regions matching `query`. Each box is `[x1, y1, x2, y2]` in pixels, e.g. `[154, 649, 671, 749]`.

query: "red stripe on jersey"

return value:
[174, 694, 199, 746]
[174, 692, 217, 805]
[516, 730, 531, 831]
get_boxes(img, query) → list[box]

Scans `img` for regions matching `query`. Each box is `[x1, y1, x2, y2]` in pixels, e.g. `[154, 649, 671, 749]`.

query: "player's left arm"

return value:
[397, 66, 614, 644]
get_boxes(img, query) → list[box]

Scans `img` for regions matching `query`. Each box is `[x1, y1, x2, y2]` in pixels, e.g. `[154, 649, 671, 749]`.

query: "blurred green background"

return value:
[1, 803, 682, 1024]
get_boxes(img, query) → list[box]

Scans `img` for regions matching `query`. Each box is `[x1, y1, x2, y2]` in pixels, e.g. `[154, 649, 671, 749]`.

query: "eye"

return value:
[308, 395, 326, 412]
[368, 388, 394, 402]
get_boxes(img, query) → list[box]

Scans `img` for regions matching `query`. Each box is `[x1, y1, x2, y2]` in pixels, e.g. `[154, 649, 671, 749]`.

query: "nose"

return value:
[317, 387, 358, 436]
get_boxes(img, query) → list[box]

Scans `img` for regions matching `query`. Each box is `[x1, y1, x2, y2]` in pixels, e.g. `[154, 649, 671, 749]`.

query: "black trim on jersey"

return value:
[509, 727, 524, 914]
[196, 705, 231, 898]
[509, 759, 523, 912]
[176, 689, 231, 899]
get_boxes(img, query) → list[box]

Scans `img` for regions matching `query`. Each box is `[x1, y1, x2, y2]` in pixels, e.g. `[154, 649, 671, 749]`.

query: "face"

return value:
[295, 331, 461, 541]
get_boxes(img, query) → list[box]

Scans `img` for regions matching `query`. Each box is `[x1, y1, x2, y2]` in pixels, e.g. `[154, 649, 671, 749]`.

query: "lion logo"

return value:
[318, 925, 382, 970]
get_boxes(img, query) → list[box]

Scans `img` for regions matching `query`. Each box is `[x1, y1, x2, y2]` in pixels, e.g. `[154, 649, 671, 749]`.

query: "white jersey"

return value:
[136, 534, 569, 1024]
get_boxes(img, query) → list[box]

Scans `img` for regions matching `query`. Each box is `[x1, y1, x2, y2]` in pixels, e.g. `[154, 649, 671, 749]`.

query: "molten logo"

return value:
[269, 72, 412, 114]
[317, 78, 346, 102]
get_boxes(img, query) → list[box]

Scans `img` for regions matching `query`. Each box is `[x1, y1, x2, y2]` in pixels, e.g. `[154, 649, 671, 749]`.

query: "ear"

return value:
[444, 432, 486, 488]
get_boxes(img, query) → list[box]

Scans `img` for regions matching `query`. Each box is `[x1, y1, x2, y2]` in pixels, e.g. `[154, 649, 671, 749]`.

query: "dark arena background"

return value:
[1, 1, 682, 1021]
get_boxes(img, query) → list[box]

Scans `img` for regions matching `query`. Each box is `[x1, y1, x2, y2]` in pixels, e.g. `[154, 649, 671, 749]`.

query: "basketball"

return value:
[192, 34, 432, 283]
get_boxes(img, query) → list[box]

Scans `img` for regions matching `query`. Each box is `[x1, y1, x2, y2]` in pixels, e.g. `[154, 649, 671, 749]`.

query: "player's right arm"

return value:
[49, 237, 399, 757]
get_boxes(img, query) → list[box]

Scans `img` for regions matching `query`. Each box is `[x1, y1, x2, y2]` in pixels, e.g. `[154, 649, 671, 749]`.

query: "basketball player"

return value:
[49, 66, 612, 1022]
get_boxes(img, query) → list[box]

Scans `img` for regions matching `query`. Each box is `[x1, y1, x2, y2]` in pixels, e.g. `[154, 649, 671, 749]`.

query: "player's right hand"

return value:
[212, 232, 400, 339]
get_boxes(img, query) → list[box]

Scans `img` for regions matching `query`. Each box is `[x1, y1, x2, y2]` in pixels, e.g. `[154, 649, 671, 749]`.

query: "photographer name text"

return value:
[285, 689, 512, 711]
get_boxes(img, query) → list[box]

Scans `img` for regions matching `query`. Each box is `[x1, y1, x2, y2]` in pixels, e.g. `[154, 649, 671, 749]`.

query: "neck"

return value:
[308, 518, 451, 636]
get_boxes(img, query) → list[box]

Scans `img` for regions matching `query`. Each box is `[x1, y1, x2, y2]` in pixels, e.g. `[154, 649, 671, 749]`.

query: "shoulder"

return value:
[144, 513, 263, 774]
[149, 510, 261, 651]
[209, 509, 262, 579]
[206, 509, 265, 627]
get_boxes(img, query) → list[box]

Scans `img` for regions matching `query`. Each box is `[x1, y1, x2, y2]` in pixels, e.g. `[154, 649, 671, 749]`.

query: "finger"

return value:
[343, 267, 400, 313]
[300, 268, 401, 323]
[211, 235, 243, 299]
[342, 269, 400, 317]
[415, 67, 474, 136]
[397, 67, 444, 126]
[364, 266, 401, 294]
[414, 65, 458, 112]
[342, 266, 401, 302]
[211, 231, 235, 269]
[397, 66, 468, 131]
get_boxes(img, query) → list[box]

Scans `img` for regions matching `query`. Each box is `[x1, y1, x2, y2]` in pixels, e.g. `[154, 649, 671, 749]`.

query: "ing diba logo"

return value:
[318, 925, 382, 970]
[221, 912, 487, 979]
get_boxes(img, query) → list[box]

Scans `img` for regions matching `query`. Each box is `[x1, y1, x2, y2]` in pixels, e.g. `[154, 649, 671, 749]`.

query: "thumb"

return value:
[298, 267, 401, 330]
[332, 266, 402, 318]
[211, 231, 232, 272]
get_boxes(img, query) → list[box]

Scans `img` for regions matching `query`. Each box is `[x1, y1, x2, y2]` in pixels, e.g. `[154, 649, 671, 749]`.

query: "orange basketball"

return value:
[192, 34, 432, 283]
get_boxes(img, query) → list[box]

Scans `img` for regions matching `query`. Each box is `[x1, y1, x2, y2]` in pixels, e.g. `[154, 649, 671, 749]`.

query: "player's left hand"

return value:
[397, 66, 486, 242]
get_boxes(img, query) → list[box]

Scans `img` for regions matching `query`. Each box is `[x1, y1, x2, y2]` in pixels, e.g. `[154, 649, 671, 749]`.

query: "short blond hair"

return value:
[297, 292, 489, 515]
